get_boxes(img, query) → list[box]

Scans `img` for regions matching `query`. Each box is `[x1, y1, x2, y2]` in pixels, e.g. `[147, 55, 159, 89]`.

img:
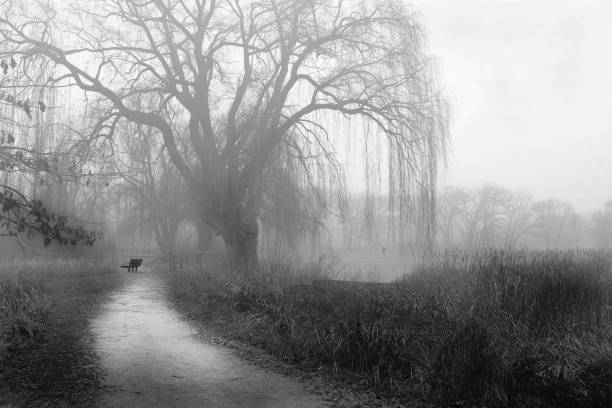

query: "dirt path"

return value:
[90, 269, 327, 408]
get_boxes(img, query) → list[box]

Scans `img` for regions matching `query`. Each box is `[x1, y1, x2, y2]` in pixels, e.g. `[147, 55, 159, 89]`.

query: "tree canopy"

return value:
[1, 0, 448, 264]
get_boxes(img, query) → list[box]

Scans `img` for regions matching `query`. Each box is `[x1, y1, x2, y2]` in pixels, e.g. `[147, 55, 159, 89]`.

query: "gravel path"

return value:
[90, 269, 327, 408]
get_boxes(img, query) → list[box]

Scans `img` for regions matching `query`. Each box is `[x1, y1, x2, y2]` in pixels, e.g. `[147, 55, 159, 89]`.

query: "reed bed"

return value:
[169, 249, 612, 407]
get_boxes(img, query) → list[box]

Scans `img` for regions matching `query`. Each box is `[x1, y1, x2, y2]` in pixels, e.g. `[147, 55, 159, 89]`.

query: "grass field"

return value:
[0, 259, 124, 407]
[168, 249, 612, 408]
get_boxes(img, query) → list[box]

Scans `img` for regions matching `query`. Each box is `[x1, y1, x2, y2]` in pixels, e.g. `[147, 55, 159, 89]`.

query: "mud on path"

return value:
[90, 269, 327, 408]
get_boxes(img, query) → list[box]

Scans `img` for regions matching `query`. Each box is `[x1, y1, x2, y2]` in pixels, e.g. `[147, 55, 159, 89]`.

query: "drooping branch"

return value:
[1, 0, 448, 260]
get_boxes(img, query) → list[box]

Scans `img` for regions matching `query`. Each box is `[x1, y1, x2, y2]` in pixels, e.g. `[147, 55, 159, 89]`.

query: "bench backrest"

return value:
[129, 258, 143, 267]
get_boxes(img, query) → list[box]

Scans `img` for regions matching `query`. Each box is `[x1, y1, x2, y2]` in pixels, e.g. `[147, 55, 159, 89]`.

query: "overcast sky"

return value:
[411, 0, 612, 213]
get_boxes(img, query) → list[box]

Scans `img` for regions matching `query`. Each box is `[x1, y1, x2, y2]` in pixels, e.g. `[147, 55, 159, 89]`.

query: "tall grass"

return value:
[409, 249, 611, 330]
[0, 260, 117, 356]
[409, 249, 612, 407]
[0, 259, 123, 405]
[0, 274, 49, 355]
[168, 249, 612, 407]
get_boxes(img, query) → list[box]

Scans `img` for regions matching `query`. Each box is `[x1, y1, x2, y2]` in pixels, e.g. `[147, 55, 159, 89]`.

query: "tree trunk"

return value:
[167, 222, 178, 254]
[196, 218, 214, 252]
[154, 218, 178, 256]
[222, 221, 258, 271]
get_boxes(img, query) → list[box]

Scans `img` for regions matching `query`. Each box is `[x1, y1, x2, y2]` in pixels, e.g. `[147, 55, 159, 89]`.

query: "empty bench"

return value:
[120, 258, 143, 272]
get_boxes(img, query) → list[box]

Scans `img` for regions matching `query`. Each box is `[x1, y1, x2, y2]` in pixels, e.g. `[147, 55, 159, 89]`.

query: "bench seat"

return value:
[120, 258, 143, 272]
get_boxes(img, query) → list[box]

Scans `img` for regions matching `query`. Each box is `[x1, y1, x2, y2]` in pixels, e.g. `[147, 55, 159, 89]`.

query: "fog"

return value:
[3, 2, 612, 407]
[415, 0, 612, 213]
[2, 0, 611, 266]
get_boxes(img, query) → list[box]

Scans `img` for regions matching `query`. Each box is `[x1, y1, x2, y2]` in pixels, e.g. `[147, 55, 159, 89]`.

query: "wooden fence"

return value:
[168, 251, 225, 271]
[120, 248, 162, 260]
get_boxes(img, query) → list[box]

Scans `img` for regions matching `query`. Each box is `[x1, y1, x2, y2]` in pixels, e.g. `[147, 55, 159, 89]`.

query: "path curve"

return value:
[90, 269, 327, 407]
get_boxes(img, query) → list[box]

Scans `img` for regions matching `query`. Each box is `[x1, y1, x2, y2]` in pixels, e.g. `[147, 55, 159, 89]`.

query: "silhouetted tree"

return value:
[592, 199, 612, 248]
[499, 191, 535, 247]
[1, 0, 447, 265]
[437, 185, 536, 249]
[531, 199, 578, 249]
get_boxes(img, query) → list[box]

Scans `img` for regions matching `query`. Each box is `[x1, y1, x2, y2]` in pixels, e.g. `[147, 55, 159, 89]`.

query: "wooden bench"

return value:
[120, 258, 143, 272]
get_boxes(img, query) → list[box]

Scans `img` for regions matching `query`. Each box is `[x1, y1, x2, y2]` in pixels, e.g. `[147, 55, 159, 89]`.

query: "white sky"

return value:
[411, 0, 612, 213]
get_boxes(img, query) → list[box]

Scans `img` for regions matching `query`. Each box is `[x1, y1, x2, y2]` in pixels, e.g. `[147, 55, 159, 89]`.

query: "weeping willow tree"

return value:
[1, 0, 447, 265]
[112, 119, 196, 254]
[0, 43, 103, 247]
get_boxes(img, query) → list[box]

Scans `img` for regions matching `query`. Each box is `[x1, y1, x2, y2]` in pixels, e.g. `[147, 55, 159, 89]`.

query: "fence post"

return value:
[165, 251, 225, 272]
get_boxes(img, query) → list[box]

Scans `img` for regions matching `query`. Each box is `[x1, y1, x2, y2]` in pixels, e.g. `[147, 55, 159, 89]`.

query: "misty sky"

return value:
[412, 0, 612, 213]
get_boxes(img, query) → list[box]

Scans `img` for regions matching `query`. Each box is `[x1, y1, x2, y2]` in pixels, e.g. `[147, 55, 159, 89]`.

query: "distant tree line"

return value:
[335, 184, 612, 253]
[437, 185, 612, 250]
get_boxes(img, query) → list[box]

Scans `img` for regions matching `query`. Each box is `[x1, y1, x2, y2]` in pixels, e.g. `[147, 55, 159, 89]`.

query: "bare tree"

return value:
[531, 199, 578, 249]
[115, 123, 192, 254]
[437, 185, 536, 249]
[474, 185, 512, 247]
[591, 199, 612, 248]
[436, 186, 471, 249]
[445, 185, 506, 249]
[499, 191, 535, 248]
[1, 0, 447, 265]
[0, 48, 100, 247]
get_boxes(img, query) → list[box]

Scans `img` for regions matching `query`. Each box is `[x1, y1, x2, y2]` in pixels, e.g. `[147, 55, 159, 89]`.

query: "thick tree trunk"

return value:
[167, 222, 178, 254]
[154, 219, 178, 256]
[222, 221, 259, 271]
[196, 218, 214, 252]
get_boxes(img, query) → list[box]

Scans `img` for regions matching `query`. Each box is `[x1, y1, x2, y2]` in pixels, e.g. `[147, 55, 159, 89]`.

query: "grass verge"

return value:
[167, 249, 612, 408]
[0, 260, 125, 407]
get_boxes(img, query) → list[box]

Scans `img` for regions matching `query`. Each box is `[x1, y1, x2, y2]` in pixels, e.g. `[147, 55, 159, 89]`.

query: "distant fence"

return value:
[168, 251, 225, 271]
[120, 248, 162, 259]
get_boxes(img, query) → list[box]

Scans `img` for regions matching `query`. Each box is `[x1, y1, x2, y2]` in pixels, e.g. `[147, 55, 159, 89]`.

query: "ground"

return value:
[91, 268, 327, 407]
[1, 262, 414, 407]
